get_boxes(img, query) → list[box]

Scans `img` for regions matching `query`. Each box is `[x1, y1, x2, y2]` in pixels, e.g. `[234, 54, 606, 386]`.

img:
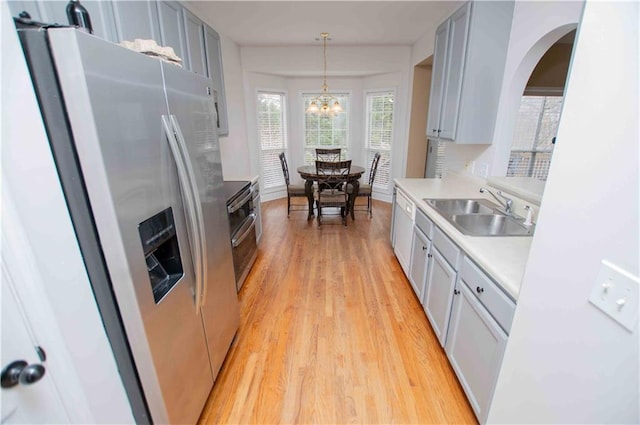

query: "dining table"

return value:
[296, 164, 365, 221]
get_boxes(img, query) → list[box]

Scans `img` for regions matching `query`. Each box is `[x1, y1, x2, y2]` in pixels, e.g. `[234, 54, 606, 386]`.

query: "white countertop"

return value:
[394, 173, 533, 300]
[486, 176, 545, 205]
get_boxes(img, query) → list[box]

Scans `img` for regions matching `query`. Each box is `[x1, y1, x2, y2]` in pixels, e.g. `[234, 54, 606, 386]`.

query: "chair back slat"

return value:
[316, 148, 342, 162]
[316, 160, 351, 192]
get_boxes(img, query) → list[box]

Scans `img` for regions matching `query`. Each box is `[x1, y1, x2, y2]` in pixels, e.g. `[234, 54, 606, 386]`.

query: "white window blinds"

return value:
[302, 93, 349, 165]
[257, 92, 287, 189]
[365, 91, 394, 189]
[507, 96, 563, 180]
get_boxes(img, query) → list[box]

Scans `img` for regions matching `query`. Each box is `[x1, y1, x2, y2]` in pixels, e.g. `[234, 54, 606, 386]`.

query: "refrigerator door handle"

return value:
[161, 115, 204, 312]
[168, 115, 209, 308]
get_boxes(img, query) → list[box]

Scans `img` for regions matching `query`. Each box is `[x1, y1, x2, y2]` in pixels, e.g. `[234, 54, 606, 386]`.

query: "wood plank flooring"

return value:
[198, 198, 476, 424]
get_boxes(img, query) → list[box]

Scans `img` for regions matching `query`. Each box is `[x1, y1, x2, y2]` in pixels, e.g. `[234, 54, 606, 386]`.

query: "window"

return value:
[507, 96, 563, 180]
[302, 93, 349, 165]
[365, 91, 394, 189]
[257, 92, 287, 189]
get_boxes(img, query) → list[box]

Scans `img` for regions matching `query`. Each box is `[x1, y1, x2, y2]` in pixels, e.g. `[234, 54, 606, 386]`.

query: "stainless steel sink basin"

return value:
[449, 214, 534, 237]
[423, 198, 535, 237]
[425, 198, 499, 215]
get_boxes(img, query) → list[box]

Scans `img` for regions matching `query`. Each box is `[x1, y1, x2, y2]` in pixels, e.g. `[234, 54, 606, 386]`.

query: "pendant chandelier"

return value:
[306, 32, 343, 116]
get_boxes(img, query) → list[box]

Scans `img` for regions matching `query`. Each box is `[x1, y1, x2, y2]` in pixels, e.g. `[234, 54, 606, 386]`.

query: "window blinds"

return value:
[365, 91, 394, 189]
[257, 92, 286, 189]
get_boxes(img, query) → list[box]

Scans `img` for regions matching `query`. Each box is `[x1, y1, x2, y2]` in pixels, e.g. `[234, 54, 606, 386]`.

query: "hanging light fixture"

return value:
[306, 32, 343, 116]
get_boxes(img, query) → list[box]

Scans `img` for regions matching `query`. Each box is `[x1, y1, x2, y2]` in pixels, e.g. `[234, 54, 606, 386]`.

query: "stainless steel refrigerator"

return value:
[16, 26, 239, 424]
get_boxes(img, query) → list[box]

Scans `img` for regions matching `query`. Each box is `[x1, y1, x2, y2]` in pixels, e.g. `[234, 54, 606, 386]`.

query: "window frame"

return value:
[256, 90, 288, 191]
[301, 91, 351, 165]
[363, 88, 396, 192]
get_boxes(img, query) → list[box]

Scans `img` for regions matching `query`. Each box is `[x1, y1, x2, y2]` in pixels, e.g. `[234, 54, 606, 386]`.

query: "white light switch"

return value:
[589, 260, 639, 332]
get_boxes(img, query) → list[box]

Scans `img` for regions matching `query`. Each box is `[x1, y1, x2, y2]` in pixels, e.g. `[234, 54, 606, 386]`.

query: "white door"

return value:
[1, 267, 68, 424]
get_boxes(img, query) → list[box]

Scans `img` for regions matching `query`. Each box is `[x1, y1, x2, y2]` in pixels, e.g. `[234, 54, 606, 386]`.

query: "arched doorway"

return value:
[492, 23, 579, 177]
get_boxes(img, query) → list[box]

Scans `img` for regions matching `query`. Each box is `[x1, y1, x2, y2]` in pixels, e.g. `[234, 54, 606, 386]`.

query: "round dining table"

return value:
[296, 165, 365, 221]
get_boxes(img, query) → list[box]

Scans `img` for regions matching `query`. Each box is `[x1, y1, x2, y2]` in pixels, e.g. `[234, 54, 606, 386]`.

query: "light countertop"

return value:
[394, 173, 533, 300]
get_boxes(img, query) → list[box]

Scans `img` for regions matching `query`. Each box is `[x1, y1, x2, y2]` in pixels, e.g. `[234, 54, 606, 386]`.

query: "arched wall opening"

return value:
[491, 23, 579, 177]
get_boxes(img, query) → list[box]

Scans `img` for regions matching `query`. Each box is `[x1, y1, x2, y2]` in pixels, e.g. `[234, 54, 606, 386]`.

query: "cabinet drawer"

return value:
[395, 189, 415, 220]
[460, 257, 516, 333]
[415, 208, 434, 240]
[433, 227, 461, 270]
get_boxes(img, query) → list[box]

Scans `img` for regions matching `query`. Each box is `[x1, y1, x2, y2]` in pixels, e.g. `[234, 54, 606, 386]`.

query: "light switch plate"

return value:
[589, 260, 639, 332]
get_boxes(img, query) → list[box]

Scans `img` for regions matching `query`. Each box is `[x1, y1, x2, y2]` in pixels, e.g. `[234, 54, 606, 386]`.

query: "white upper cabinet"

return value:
[182, 8, 206, 76]
[156, 1, 188, 66]
[110, 1, 160, 43]
[9, 1, 117, 42]
[204, 26, 228, 136]
[426, 1, 514, 144]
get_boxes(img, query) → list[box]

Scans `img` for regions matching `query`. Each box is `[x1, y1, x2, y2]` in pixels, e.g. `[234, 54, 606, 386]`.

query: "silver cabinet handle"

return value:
[162, 115, 204, 312]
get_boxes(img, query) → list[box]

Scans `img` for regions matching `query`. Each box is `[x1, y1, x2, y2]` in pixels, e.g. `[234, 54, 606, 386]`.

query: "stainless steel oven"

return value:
[224, 181, 257, 291]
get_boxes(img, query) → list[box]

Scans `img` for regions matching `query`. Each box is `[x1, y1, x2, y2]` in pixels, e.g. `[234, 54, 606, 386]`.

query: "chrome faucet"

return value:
[480, 187, 513, 215]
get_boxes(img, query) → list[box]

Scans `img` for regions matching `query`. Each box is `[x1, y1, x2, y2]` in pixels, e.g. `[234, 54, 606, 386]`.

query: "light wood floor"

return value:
[198, 198, 476, 424]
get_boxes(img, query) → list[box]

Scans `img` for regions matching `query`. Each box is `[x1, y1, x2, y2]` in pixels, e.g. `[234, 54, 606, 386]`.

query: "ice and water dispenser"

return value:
[138, 208, 184, 303]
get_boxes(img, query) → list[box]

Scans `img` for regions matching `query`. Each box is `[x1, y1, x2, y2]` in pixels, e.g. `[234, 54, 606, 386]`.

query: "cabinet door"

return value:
[439, 1, 471, 140]
[204, 26, 228, 136]
[182, 8, 206, 76]
[110, 0, 160, 43]
[446, 281, 508, 423]
[423, 247, 456, 346]
[8, 1, 44, 21]
[37, 1, 116, 42]
[409, 225, 430, 301]
[156, 1, 187, 68]
[426, 19, 449, 139]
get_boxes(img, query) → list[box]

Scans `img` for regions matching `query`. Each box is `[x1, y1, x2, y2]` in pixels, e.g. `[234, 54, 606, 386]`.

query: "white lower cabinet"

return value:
[409, 209, 433, 301]
[409, 225, 430, 300]
[423, 247, 457, 346]
[423, 227, 461, 347]
[446, 281, 508, 423]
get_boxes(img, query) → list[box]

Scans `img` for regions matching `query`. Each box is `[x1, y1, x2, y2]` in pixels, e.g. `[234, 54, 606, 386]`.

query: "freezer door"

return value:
[47, 29, 213, 424]
[161, 62, 240, 379]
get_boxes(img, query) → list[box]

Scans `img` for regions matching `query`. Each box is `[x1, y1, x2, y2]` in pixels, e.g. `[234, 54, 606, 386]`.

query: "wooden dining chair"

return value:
[315, 148, 341, 162]
[278, 152, 308, 216]
[348, 152, 381, 217]
[315, 160, 351, 226]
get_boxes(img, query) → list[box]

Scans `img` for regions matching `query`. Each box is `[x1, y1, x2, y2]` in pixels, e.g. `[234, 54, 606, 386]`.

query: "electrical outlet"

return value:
[588, 260, 639, 332]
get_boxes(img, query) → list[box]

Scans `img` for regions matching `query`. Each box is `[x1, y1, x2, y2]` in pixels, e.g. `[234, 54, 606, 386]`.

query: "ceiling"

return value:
[186, 1, 463, 46]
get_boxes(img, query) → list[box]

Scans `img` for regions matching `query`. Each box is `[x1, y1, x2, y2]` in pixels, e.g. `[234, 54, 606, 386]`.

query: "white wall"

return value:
[477, 1, 583, 176]
[242, 45, 410, 77]
[488, 1, 639, 422]
[218, 34, 252, 180]
[1, 3, 134, 422]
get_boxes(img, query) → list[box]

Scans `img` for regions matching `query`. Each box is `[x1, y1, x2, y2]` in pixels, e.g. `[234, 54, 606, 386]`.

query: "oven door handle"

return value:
[232, 214, 256, 248]
[228, 190, 253, 214]
[163, 115, 207, 312]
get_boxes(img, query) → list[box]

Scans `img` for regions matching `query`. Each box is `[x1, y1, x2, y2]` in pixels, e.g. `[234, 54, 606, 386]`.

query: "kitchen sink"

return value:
[449, 214, 534, 237]
[424, 198, 535, 237]
[425, 198, 499, 215]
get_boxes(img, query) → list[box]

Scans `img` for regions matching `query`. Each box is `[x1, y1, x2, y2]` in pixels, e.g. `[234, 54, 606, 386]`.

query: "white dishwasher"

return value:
[392, 187, 415, 276]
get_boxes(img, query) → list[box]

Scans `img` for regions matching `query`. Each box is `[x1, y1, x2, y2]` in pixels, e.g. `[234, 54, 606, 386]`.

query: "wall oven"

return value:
[223, 181, 257, 291]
